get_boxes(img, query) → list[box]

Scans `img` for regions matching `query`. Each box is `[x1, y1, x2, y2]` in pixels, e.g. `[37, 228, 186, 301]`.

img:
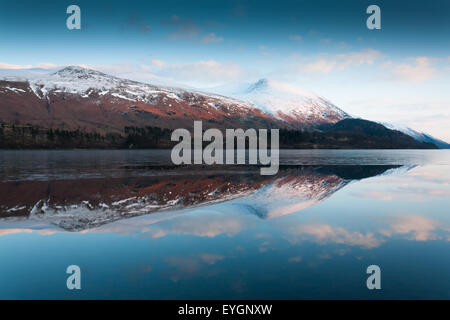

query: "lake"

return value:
[0, 150, 449, 299]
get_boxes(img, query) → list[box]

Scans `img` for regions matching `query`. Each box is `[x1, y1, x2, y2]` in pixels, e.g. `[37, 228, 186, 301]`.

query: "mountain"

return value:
[212, 79, 448, 148]
[0, 66, 445, 149]
[381, 122, 450, 149]
[0, 66, 288, 134]
[0, 67, 351, 132]
[277, 118, 437, 149]
[213, 78, 350, 128]
[322, 118, 437, 149]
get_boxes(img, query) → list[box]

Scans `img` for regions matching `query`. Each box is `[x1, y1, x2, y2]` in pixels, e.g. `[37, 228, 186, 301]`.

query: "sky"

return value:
[0, 0, 449, 140]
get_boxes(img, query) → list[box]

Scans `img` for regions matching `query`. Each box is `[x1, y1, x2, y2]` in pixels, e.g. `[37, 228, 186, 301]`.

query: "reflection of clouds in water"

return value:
[164, 253, 225, 282]
[408, 167, 450, 185]
[354, 190, 395, 201]
[282, 214, 448, 251]
[166, 256, 202, 274]
[286, 223, 382, 249]
[354, 187, 450, 202]
[0, 165, 448, 252]
[381, 215, 444, 241]
[148, 213, 248, 238]
[0, 223, 62, 236]
[350, 165, 450, 202]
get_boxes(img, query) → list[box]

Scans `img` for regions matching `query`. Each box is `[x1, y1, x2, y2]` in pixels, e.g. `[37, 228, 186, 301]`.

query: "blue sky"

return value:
[0, 0, 449, 140]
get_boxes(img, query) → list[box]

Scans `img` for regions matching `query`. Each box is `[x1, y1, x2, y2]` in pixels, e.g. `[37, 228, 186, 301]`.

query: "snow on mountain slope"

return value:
[26, 66, 264, 110]
[0, 66, 290, 133]
[211, 79, 350, 127]
[381, 122, 450, 149]
[5, 66, 445, 148]
[2, 66, 358, 133]
[29, 66, 187, 101]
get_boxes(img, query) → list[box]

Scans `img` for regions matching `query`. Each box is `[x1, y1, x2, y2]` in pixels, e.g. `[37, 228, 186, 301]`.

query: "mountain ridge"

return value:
[0, 66, 446, 149]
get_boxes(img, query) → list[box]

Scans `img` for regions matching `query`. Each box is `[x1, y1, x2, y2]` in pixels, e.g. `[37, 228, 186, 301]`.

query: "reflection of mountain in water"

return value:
[232, 165, 405, 219]
[0, 165, 402, 230]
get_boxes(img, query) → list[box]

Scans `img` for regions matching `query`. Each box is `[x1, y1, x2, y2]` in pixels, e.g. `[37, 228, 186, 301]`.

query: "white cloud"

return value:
[335, 49, 381, 68]
[391, 57, 436, 82]
[303, 59, 336, 73]
[201, 33, 224, 43]
[150, 59, 166, 68]
[288, 223, 382, 248]
[383, 216, 439, 241]
[301, 49, 382, 74]
[147, 59, 248, 86]
[0, 62, 57, 69]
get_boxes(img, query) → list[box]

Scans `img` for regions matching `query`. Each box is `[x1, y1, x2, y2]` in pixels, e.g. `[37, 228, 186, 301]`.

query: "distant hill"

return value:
[380, 122, 450, 149]
[278, 119, 437, 149]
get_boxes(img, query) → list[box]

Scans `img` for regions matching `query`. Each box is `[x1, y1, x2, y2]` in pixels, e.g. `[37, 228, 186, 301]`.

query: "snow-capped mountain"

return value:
[28, 66, 242, 104]
[0, 66, 288, 133]
[0, 66, 446, 148]
[212, 78, 350, 127]
[210, 78, 448, 147]
[381, 122, 450, 149]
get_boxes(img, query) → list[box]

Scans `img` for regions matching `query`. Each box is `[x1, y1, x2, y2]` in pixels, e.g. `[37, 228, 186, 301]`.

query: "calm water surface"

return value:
[0, 150, 449, 299]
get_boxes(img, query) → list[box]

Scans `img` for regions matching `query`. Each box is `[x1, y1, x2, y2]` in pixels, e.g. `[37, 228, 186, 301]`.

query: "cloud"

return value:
[148, 213, 246, 238]
[149, 59, 166, 68]
[201, 33, 224, 43]
[391, 57, 436, 82]
[288, 223, 382, 248]
[0, 62, 57, 70]
[303, 59, 336, 74]
[147, 59, 248, 86]
[301, 49, 382, 74]
[79, 62, 190, 87]
[381, 216, 440, 241]
[165, 256, 201, 274]
[289, 34, 302, 41]
[164, 253, 227, 282]
[335, 49, 381, 68]
[0, 227, 60, 236]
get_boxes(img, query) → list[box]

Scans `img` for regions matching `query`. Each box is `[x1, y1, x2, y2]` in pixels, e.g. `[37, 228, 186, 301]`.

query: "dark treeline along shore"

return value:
[0, 118, 437, 150]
